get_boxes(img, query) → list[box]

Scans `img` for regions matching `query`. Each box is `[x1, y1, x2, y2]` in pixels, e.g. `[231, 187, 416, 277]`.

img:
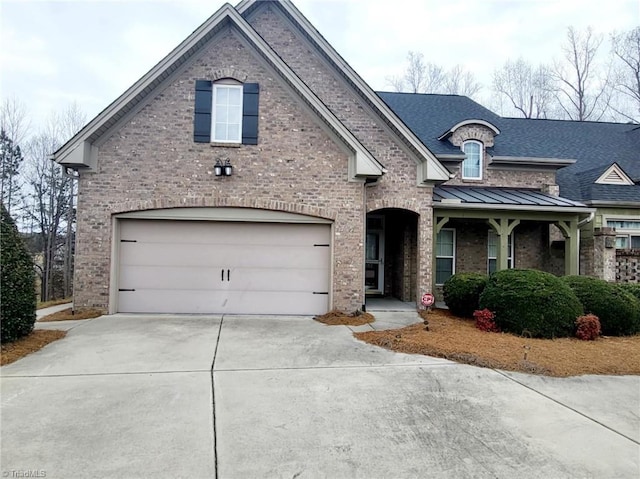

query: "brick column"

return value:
[591, 227, 617, 281]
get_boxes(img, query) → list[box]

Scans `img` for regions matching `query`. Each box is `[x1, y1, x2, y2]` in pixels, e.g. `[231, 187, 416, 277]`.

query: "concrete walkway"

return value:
[36, 302, 74, 320]
[1, 313, 638, 478]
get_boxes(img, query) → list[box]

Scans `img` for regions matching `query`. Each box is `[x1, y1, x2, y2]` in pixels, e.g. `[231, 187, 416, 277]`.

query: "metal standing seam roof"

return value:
[433, 186, 588, 208]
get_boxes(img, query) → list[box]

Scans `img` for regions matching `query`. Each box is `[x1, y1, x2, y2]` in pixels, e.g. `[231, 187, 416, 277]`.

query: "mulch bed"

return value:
[314, 310, 375, 326]
[1, 330, 67, 366]
[354, 308, 640, 377]
[38, 308, 103, 322]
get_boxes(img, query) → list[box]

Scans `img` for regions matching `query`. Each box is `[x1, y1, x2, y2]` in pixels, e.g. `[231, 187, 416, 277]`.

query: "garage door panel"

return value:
[119, 265, 222, 291]
[117, 219, 331, 315]
[118, 290, 231, 314]
[121, 221, 330, 246]
[119, 243, 229, 268]
[228, 267, 329, 292]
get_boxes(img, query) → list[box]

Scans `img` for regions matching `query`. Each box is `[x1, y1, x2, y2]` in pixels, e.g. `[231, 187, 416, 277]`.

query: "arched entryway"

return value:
[365, 208, 419, 306]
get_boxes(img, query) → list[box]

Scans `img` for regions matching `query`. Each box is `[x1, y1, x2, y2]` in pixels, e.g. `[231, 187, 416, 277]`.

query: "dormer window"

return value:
[462, 140, 483, 180]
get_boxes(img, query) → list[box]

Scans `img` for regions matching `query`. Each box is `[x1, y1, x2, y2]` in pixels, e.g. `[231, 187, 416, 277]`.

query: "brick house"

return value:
[380, 93, 640, 288]
[54, 0, 626, 315]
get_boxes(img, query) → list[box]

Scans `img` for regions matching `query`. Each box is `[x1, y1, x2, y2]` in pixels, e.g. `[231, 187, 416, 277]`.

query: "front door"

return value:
[365, 216, 384, 294]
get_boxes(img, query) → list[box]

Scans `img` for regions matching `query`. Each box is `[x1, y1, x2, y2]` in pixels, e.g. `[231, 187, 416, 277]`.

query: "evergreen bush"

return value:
[443, 272, 488, 318]
[1, 205, 37, 343]
[562, 276, 640, 336]
[479, 269, 583, 338]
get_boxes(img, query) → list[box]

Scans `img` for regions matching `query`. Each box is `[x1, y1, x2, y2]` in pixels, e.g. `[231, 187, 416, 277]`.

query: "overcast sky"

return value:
[1, 0, 639, 136]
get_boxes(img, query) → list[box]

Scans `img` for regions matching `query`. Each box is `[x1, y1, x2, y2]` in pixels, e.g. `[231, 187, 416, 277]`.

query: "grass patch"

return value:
[37, 298, 72, 310]
[354, 308, 640, 377]
[1, 330, 67, 366]
[38, 308, 103, 322]
[314, 309, 375, 326]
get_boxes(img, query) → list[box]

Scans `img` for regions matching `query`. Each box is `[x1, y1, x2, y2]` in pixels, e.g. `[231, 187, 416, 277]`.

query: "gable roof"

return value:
[237, 0, 450, 182]
[53, 0, 453, 182]
[379, 91, 640, 204]
[53, 2, 389, 178]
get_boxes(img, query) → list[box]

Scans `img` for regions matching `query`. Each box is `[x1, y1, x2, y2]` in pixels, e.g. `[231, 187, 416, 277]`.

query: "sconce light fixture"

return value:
[214, 158, 233, 177]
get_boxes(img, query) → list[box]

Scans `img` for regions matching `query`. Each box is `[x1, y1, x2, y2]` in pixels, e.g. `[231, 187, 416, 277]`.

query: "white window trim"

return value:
[606, 216, 640, 249]
[436, 228, 456, 285]
[461, 140, 483, 180]
[212, 83, 243, 144]
[487, 230, 514, 273]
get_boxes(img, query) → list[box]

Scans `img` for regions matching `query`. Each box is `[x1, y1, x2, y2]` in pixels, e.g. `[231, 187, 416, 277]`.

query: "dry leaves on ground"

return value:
[354, 309, 640, 377]
[1, 330, 66, 366]
[314, 310, 375, 326]
[38, 308, 103, 322]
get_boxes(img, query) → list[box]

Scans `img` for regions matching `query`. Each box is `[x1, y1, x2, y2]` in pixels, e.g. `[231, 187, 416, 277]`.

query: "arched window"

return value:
[462, 140, 482, 180]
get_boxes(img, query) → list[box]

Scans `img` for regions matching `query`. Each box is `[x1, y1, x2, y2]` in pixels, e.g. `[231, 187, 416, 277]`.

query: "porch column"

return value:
[556, 220, 579, 276]
[488, 218, 520, 271]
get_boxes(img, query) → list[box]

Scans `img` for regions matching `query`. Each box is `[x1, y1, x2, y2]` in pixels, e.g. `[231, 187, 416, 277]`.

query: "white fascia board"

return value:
[228, 9, 383, 178]
[53, 2, 383, 178]
[253, 0, 449, 182]
[491, 156, 577, 167]
[54, 4, 237, 164]
[437, 119, 501, 140]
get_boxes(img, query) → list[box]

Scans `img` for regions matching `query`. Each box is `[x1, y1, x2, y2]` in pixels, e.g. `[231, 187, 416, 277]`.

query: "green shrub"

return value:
[443, 272, 488, 318]
[562, 276, 640, 336]
[1, 205, 37, 343]
[479, 269, 583, 338]
[618, 283, 640, 302]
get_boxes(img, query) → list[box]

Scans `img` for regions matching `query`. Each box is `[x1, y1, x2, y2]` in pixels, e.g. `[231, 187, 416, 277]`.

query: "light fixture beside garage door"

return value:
[214, 157, 233, 177]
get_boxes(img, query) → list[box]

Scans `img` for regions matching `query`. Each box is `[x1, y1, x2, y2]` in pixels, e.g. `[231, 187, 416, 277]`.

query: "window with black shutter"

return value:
[193, 80, 259, 145]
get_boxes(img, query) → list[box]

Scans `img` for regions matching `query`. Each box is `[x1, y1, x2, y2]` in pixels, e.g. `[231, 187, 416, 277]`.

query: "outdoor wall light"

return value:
[214, 158, 233, 177]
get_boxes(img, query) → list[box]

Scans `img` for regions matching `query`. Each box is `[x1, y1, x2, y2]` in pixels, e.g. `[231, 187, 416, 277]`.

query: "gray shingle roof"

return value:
[378, 91, 640, 204]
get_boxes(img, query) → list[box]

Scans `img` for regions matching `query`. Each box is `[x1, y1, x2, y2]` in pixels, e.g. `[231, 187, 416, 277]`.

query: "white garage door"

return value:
[117, 220, 331, 315]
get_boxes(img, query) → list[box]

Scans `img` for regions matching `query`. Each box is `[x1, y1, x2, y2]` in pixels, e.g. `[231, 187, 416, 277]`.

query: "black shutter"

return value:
[242, 83, 259, 145]
[194, 80, 212, 143]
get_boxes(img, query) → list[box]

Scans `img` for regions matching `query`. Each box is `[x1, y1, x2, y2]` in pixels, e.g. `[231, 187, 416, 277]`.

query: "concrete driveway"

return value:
[1, 314, 638, 478]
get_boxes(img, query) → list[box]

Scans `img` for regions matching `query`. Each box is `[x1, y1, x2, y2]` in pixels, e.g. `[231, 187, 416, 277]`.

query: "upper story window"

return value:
[462, 140, 482, 180]
[607, 218, 640, 249]
[193, 80, 259, 145]
[213, 84, 243, 143]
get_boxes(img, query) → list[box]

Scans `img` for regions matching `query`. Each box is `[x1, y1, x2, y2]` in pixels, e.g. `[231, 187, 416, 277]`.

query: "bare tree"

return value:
[0, 98, 30, 215]
[22, 103, 86, 300]
[387, 51, 446, 93]
[610, 27, 640, 122]
[24, 129, 71, 301]
[550, 26, 612, 121]
[492, 58, 554, 118]
[386, 52, 481, 97]
[0, 97, 31, 147]
[445, 65, 482, 98]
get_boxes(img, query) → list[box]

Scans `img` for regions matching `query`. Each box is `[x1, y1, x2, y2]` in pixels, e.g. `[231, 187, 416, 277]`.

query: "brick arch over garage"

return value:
[110, 196, 338, 221]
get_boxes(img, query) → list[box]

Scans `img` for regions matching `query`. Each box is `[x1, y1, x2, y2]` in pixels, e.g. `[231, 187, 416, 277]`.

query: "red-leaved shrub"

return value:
[575, 314, 601, 341]
[474, 308, 500, 333]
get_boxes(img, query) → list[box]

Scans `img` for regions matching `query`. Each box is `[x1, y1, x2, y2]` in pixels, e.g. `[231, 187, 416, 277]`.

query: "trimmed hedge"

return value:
[479, 269, 583, 338]
[561, 276, 640, 336]
[1, 205, 37, 343]
[443, 272, 488, 318]
[618, 283, 640, 302]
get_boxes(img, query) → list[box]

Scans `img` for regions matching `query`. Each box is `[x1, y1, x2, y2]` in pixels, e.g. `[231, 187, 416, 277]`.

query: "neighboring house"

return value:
[53, 0, 636, 315]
